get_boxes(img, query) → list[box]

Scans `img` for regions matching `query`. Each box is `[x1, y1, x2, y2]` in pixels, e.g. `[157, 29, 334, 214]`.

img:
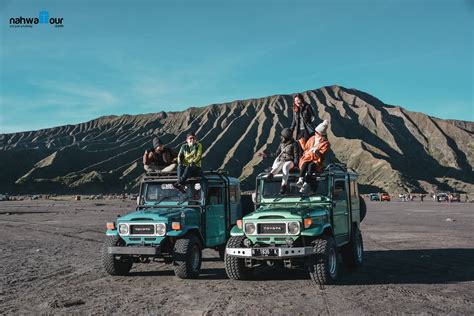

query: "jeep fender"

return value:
[301, 224, 333, 237]
[106, 229, 118, 237]
[167, 226, 205, 246]
[230, 225, 244, 236]
[166, 225, 201, 238]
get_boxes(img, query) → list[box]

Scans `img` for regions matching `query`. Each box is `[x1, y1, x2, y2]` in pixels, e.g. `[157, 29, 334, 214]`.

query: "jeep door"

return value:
[333, 179, 350, 244]
[205, 185, 226, 247]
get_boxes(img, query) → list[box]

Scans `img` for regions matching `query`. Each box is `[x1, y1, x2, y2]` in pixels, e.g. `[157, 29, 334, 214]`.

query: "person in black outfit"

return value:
[143, 137, 177, 172]
[259, 128, 300, 194]
[290, 93, 318, 142]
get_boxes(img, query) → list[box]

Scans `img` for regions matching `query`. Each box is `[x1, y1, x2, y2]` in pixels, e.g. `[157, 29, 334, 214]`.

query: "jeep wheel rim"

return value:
[328, 247, 337, 276]
[191, 246, 200, 271]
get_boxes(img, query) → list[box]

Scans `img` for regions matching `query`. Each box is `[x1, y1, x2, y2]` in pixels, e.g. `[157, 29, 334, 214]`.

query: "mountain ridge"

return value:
[1, 85, 472, 194]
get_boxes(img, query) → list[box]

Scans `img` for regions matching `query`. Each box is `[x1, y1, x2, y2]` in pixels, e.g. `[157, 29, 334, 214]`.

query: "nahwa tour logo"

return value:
[9, 11, 64, 28]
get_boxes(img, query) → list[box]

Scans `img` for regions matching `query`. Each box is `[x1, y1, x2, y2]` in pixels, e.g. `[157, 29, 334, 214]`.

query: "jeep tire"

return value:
[308, 236, 338, 286]
[224, 236, 252, 280]
[102, 235, 133, 276]
[173, 235, 202, 279]
[360, 195, 367, 222]
[341, 227, 364, 268]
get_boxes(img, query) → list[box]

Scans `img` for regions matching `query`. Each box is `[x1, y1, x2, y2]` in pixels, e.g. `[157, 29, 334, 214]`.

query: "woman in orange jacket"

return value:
[296, 120, 330, 193]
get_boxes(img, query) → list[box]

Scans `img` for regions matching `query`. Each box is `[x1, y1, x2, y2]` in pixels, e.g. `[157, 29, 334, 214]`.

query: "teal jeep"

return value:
[224, 163, 367, 286]
[102, 170, 244, 278]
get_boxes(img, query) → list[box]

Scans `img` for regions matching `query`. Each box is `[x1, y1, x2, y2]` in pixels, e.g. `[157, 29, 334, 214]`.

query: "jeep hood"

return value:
[245, 204, 328, 220]
[118, 207, 198, 222]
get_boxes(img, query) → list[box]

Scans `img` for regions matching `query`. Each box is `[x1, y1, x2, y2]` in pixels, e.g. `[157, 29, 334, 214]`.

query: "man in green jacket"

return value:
[173, 132, 203, 192]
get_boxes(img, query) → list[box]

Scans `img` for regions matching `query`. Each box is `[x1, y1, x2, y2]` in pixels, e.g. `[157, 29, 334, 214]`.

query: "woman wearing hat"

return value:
[297, 120, 330, 193]
[260, 128, 300, 194]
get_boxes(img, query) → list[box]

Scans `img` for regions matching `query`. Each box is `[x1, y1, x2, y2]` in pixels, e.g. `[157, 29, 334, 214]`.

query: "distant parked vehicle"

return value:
[380, 193, 391, 201]
[436, 193, 448, 202]
[0, 194, 9, 201]
[369, 193, 380, 201]
[448, 193, 460, 202]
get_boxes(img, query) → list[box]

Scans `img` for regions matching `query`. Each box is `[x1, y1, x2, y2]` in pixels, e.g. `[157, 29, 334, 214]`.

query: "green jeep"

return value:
[224, 163, 367, 286]
[102, 170, 244, 279]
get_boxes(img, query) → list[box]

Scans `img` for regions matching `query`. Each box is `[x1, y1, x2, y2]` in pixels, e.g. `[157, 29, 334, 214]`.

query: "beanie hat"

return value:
[315, 120, 329, 135]
[153, 137, 163, 148]
[281, 128, 292, 140]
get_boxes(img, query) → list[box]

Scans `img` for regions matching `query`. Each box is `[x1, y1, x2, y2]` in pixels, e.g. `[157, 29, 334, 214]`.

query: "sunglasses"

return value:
[188, 137, 195, 140]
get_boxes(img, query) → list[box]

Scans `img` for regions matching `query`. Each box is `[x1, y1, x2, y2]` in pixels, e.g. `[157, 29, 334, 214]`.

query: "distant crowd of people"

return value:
[142, 94, 330, 194]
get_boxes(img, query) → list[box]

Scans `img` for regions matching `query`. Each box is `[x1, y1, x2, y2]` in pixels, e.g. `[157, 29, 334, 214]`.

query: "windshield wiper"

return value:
[177, 199, 201, 205]
[272, 194, 300, 201]
[154, 196, 177, 204]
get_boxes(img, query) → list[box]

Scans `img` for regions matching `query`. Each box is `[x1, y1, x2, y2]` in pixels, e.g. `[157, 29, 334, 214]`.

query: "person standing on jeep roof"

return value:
[259, 128, 300, 194]
[290, 93, 318, 142]
[143, 137, 178, 173]
[174, 132, 203, 192]
[297, 120, 330, 193]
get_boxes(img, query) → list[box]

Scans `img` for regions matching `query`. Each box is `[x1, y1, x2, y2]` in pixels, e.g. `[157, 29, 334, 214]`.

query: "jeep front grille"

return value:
[257, 223, 287, 234]
[130, 224, 155, 235]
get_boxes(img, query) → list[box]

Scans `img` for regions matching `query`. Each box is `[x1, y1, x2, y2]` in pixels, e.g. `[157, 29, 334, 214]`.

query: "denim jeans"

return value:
[177, 165, 201, 184]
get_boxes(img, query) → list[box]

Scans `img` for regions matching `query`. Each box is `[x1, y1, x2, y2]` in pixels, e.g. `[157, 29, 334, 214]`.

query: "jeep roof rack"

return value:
[256, 162, 358, 179]
[142, 169, 230, 182]
[325, 163, 347, 172]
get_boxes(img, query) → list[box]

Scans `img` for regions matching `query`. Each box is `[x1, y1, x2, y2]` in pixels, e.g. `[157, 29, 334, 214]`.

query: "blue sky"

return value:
[0, 0, 473, 133]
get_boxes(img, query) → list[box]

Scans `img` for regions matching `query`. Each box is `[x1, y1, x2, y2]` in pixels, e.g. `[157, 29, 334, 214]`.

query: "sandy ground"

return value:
[0, 199, 473, 314]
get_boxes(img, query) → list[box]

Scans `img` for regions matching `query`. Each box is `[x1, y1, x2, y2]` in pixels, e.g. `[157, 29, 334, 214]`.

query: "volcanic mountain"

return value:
[0, 85, 473, 194]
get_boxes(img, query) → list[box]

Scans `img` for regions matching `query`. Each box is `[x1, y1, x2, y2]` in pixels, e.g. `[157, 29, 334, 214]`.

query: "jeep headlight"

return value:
[155, 223, 166, 236]
[244, 222, 256, 235]
[288, 222, 300, 235]
[118, 224, 129, 235]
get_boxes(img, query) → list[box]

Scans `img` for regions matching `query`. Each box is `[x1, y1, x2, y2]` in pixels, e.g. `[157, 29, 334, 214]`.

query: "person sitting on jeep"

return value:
[259, 128, 300, 194]
[174, 132, 203, 192]
[297, 120, 330, 193]
[143, 137, 178, 173]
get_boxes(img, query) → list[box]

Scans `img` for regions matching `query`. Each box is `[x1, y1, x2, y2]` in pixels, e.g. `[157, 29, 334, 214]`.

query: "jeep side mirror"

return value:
[136, 196, 140, 206]
[252, 192, 256, 203]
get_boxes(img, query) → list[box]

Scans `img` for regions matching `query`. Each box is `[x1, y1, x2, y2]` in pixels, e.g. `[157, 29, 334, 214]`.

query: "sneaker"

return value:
[296, 177, 304, 188]
[299, 182, 309, 194]
[267, 172, 274, 180]
[279, 184, 288, 195]
[173, 182, 186, 193]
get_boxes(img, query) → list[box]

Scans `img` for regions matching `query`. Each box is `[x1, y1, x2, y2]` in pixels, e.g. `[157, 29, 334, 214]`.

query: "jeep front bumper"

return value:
[226, 246, 316, 259]
[108, 246, 160, 256]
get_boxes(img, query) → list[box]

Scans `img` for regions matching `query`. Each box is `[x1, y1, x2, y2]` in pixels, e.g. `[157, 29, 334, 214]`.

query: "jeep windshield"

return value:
[260, 176, 329, 200]
[143, 182, 203, 205]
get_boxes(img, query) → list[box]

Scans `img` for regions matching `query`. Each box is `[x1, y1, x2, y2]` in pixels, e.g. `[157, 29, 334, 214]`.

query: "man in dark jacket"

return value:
[143, 137, 177, 172]
[260, 128, 300, 194]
